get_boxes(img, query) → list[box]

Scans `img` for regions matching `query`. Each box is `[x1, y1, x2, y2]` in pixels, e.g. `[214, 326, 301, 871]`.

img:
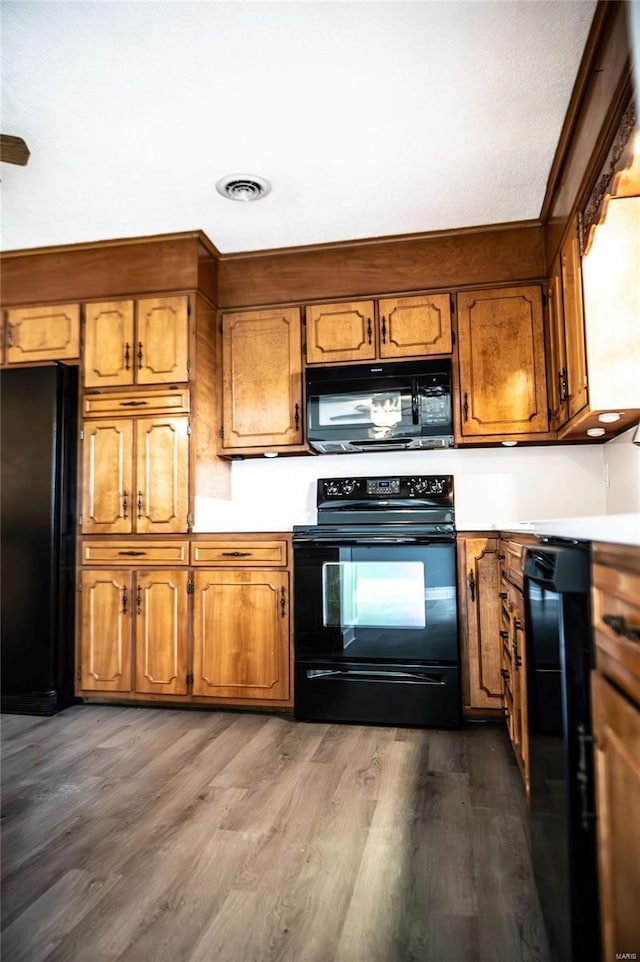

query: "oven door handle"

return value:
[306, 669, 448, 684]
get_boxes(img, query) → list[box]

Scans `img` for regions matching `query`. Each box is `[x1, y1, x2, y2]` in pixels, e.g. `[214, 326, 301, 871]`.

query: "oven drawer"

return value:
[294, 661, 461, 727]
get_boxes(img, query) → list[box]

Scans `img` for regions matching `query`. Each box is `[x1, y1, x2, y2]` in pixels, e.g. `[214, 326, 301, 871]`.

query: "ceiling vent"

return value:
[215, 174, 271, 202]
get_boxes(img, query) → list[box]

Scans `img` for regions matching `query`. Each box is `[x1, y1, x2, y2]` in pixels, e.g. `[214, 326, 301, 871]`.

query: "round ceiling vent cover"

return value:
[216, 174, 271, 202]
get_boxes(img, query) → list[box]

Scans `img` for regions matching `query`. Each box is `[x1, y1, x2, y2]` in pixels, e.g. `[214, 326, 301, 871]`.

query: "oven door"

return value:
[293, 534, 458, 665]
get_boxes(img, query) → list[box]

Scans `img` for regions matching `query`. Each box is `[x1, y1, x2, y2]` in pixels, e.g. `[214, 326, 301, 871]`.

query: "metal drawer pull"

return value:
[118, 550, 146, 556]
[119, 400, 148, 407]
[468, 568, 476, 602]
[221, 551, 251, 557]
[602, 613, 640, 642]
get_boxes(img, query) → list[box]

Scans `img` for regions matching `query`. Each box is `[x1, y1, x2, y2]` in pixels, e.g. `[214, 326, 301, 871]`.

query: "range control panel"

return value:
[317, 475, 453, 503]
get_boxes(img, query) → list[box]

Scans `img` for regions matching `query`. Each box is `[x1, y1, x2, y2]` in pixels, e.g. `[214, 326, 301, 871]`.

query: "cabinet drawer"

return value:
[191, 540, 288, 566]
[592, 562, 640, 705]
[82, 388, 190, 418]
[500, 539, 526, 590]
[81, 541, 189, 565]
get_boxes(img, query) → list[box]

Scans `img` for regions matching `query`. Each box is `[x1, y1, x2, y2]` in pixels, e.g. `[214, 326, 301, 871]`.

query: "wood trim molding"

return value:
[579, 96, 637, 255]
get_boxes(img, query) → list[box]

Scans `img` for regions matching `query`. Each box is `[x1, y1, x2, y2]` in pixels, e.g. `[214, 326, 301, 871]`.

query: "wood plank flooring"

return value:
[1, 706, 551, 962]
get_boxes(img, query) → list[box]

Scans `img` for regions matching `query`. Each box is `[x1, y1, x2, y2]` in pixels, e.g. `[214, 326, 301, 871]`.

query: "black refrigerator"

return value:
[1, 364, 78, 715]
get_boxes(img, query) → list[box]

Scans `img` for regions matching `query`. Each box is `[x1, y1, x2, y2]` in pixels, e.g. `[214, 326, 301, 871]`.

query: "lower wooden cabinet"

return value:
[80, 568, 188, 695]
[76, 536, 293, 708]
[192, 569, 290, 701]
[456, 534, 502, 712]
[591, 543, 640, 959]
[499, 576, 529, 794]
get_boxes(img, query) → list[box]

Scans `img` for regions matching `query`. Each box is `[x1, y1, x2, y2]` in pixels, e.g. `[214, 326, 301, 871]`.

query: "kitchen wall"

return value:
[603, 425, 640, 513]
[194, 443, 610, 532]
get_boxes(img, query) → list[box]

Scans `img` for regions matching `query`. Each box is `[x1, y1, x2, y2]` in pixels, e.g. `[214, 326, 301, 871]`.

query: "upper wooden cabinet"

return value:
[81, 415, 189, 535]
[550, 198, 640, 441]
[456, 286, 549, 441]
[83, 296, 190, 388]
[221, 307, 304, 453]
[305, 293, 452, 365]
[3, 303, 80, 364]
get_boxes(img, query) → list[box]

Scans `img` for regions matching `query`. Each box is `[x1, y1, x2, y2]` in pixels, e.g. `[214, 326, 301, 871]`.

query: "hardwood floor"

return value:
[1, 706, 550, 962]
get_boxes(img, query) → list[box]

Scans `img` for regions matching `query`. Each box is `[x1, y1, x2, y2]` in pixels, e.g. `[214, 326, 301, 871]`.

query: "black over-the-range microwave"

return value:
[306, 359, 454, 453]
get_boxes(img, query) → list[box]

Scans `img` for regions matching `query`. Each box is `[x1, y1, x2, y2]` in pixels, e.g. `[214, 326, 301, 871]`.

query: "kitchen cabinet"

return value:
[456, 286, 549, 442]
[305, 293, 452, 365]
[83, 296, 190, 388]
[220, 307, 304, 453]
[79, 566, 188, 696]
[499, 538, 531, 794]
[456, 534, 502, 713]
[191, 538, 291, 702]
[81, 413, 189, 535]
[591, 543, 640, 960]
[3, 303, 80, 364]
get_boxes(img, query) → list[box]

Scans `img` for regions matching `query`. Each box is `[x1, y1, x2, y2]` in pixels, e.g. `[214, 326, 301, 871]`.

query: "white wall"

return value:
[194, 443, 607, 532]
[603, 425, 640, 513]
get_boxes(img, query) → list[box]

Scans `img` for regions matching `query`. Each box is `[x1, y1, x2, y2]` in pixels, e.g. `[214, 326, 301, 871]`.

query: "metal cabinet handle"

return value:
[221, 551, 251, 557]
[602, 613, 640, 642]
[381, 316, 387, 344]
[280, 586, 286, 619]
[463, 392, 469, 421]
[122, 490, 128, 519]
[559, 367, 569, 402]
[366, 318, 372, 344]
[294, 402, 300, 431]
[137, 341, 143, 368]
[137, 491, 143, 519]
[122, 586, 128, 614]
[468, 569, 476, 602]
[136, 584, 142, 615]
[124, 342, 131, 371]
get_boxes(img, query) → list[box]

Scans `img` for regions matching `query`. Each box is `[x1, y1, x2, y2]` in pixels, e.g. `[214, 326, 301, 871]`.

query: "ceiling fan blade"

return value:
[0, 135, 30, 166]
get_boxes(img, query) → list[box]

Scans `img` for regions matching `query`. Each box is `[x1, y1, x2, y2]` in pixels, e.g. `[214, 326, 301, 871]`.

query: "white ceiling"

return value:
[1, 0, 597, 255]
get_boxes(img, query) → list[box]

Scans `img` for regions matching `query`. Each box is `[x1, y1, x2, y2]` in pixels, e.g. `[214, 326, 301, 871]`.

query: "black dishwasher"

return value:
[523, 541, 600, 962]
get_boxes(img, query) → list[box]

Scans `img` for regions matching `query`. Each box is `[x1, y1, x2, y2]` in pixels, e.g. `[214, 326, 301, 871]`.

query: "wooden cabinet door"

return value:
[560, 219, 588, 419]
[136, 296, 189, 385]
[305, 300, 376, 364]
[6, 303, 80, 364]
[222, 308, 303, 449]
[192, 570, 290, 701]
[80, 570, 132, 691]
[84, 301, 134, 388]
[134, 570, 188, 695]
[81, 419, 133, 534]
[458, 537, 502, 711]
[546, 260, 569, 430]
[592, 671, 640, 959]
[134, 416, 189, 534]
[457, 286, 548, 437]
[378, 293, 452, 358]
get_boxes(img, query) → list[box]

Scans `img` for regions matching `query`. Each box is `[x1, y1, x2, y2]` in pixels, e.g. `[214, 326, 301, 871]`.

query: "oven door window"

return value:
[323, 561, 426, 629]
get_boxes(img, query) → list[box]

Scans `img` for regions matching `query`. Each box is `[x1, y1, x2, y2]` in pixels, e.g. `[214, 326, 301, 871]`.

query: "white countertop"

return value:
[492, 513, 640, 547]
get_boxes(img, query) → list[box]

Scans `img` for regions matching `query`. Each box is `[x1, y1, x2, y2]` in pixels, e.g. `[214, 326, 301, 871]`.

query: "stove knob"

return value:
[325, 481, 340, 496]
[410, 478, 429, 494]
[341, 480, 356, 495]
